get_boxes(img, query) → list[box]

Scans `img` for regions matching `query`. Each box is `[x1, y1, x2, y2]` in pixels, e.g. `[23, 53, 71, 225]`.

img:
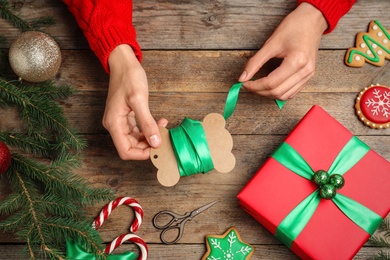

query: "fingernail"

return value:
[238, 71, 247, 82]
[150, 134, 161, 147]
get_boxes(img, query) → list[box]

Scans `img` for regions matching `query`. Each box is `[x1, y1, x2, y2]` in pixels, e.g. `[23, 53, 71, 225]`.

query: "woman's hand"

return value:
[104, 44, 168, 160]
[239, 3, 328, 100]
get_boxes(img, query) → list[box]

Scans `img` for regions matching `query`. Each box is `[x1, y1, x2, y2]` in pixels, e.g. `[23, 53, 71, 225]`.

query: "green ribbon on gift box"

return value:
[66, 240, 137, 260]
[271, 136, 383, 248]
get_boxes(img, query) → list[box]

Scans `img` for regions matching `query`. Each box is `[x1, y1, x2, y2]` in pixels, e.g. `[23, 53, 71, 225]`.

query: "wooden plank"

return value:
[2, 91, 390, 137]
[0, 1, 389, 50]
[0, 243, 387, 259]
[57, 50, 389, 93]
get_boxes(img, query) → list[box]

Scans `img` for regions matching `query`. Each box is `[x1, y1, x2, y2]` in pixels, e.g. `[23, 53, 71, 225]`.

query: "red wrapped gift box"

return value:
[237, 105, 390, 260]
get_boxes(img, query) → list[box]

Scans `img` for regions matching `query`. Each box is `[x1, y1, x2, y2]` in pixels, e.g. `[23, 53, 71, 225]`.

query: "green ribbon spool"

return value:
[271, 136, 383, 248]
[169, 82, 242, 176]
[170, 81, 285, 177]
[169, 117, 214, 177]
[66, 240, 137, 260]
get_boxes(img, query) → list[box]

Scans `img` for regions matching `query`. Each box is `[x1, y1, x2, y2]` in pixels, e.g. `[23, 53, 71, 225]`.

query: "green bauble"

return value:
[313, 170, 329, 186]
[9, 31, 61, 82]
[320, 184, 336, 199]
[329, 174, 345, 190]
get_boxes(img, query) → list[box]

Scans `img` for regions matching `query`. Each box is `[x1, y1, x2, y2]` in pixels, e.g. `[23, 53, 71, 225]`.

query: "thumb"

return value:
[133, 104, 162, 148]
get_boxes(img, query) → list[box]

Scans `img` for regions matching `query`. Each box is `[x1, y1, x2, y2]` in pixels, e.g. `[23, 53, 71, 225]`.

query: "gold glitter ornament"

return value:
[9, 31, 61, 82]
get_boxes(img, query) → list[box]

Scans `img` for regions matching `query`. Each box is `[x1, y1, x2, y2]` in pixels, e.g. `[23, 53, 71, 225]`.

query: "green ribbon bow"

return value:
[271, 136, 383, 248]
[66, 240, 137, 260]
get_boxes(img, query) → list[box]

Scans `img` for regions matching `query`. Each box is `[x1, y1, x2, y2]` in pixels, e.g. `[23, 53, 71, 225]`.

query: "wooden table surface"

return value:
[1, 0, 389, 259]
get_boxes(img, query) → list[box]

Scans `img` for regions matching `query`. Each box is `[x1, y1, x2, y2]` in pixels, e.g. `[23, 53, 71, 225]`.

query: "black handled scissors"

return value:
[152, 200, 217, 244]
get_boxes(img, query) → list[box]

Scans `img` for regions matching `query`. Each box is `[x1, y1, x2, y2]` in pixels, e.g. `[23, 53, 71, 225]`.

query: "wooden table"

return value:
[1, 0, 389, 259]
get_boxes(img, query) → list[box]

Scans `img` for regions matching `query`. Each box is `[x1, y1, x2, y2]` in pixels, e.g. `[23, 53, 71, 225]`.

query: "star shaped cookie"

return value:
[202, 227, 254, 260]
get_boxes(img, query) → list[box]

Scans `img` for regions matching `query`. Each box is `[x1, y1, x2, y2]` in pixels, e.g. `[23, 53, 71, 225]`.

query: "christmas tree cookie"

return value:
[202, 227, 254, 260]
[355, 84, 390, 129]
[345, 20, 389, 67]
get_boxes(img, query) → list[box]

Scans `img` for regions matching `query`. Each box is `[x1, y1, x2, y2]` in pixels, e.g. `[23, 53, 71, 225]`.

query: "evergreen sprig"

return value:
[0, 0, 55, 31]
[0, 2, 115, 259]
[0, 80, 115, 259]
[370, 218, 390, 259]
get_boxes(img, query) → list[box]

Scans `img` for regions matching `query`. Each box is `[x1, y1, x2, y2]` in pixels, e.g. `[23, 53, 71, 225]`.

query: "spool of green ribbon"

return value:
[271, 136, 383, 248]
[169, 82, 243, 177]
[169, 81, 285, 177]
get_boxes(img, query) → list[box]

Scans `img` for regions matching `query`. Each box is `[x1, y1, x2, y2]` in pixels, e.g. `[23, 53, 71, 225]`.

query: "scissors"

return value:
[152, 200, 218, 244]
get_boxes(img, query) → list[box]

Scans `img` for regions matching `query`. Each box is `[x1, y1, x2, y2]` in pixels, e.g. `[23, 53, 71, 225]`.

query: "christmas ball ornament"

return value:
[9, 31, 61, 82]
[313, 170, 329, 186]
[329, 174, 345, 189]
[0, 142, 11, 174]
[320, 184, 336, 200]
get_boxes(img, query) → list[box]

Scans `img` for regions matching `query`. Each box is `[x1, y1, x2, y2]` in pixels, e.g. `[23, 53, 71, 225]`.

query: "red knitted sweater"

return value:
[63, 0, 355, 73]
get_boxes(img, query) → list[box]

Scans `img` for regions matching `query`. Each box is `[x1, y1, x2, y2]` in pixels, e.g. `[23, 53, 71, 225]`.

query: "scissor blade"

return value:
[190, 200, 218, 218]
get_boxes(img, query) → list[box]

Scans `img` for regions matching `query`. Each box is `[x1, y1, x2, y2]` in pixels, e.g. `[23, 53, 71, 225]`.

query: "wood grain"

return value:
[0, 0, 389, 259]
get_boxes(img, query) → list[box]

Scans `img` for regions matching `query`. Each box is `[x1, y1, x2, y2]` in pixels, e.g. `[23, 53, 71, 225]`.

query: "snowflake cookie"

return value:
[201, 227, 254, 260]
[355, 84, 390, 129]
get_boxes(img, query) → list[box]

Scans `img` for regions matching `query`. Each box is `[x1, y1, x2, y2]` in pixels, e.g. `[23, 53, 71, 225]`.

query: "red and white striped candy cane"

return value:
[104, 233, 148, 260]
[93, 197, 144, 233]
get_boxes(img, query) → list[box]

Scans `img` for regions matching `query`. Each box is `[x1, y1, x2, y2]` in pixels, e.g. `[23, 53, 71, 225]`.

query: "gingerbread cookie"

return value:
[345, 20, 390, 67]
[202, 227, 254, 260]
[355, 84, 390, 129]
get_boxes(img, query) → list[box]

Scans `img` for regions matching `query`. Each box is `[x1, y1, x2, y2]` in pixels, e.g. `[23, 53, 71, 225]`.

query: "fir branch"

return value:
[0, 193, 21, 215]
[44, 217, 104, 256]
[11, 153, 114, 205]
[3, 164, 106, 259]
[0, 211, 29, 232]
[17, 81, 78, 100]
[28, 16, 56, 29]
[35, 194, 81, 219]
[0, 0, 34, 31]
[0, 7, 115, 258]
[0, 79, 86, 153]
[374, 250, 390, 260]
[371, 235, 390, 247]
[0, 0, 54, 31]
[0, 132, 53, 157]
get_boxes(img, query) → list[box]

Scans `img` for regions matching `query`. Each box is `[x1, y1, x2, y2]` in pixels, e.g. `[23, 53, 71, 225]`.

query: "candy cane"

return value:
[104, 233, 148, 260]
[93, 197, 144, 233]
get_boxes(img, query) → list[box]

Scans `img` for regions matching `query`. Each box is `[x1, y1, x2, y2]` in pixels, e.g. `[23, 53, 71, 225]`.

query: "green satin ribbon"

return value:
[66, 240, 137, 260]
[275, 99, 286, 110]
[223, 82, 286, 119]
[169, 117, 214, 176]
[272, 136, 383, 248]
[224, 82, 243, 119]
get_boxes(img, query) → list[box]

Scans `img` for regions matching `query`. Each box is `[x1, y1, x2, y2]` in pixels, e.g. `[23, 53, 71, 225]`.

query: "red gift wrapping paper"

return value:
[237, 105, 390, 260]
